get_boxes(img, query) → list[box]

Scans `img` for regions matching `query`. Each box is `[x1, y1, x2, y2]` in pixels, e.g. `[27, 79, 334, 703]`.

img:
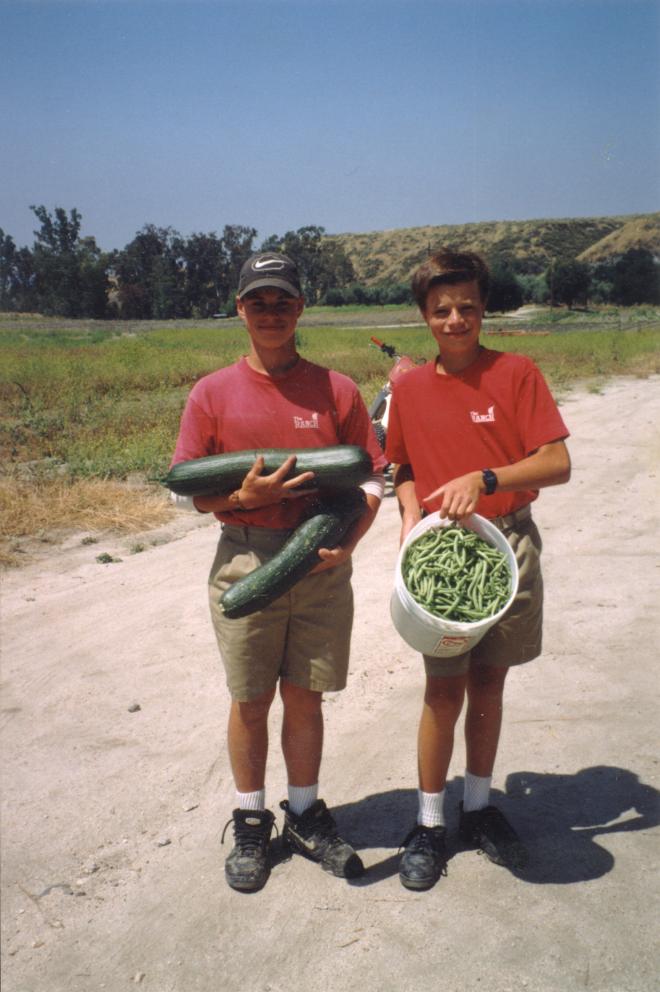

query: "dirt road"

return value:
[2, 377, 659, 992]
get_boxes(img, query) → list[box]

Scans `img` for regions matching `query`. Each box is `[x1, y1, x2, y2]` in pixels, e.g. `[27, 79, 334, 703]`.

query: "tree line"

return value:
[1, 206, 658, 319]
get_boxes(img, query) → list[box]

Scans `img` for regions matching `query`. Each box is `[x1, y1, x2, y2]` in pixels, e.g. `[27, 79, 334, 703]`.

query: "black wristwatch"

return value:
[482, 469, 498, 495]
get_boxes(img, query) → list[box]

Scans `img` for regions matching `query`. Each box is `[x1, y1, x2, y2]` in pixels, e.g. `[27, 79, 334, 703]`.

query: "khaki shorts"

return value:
[208, 524, 354, 701]
[423, 510, 544, 679]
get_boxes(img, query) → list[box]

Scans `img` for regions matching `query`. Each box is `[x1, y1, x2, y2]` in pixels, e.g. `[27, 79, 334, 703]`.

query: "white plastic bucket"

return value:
[390, 512, 519, 658]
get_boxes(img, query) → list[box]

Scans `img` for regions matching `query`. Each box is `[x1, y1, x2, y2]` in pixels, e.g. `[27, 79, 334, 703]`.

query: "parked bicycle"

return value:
[368, 336, 426, 454]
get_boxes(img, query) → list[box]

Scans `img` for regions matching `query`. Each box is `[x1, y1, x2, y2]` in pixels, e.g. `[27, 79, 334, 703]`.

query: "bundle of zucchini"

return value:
[163, 446, 372, 619]
[162, 445, 373, 496]
[219, 487, 367, 619]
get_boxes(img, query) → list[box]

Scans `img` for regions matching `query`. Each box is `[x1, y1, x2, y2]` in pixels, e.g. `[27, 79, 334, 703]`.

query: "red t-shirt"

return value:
[172, 356, 388, 528]
[385, 348, 569, 518]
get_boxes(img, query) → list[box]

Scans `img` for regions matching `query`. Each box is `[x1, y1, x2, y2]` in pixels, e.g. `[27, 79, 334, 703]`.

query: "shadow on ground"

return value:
[331, 765, 660, 887]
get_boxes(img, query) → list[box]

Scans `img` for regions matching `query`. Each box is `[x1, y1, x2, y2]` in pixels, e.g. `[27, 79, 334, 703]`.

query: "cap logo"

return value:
[253, 258, 286, 271]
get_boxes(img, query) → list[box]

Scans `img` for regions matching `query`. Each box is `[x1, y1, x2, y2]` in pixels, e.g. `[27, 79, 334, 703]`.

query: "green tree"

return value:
[114, 225, 186, 319]
[486, 262, 523, 312]
[219, 224, 258, 302]
[548, 258, 591, 309]
[78, 237, 112, 318]
[29, 205, 110, 317]
[381, 281, 413, 305]
[516, 273, 549, 305]
[611, 248, 660, 305]
[0, 229, 19, 309]
[262, 226, 355, 304]
[180, 231, 226, 316]
[321, 287, 347, 306]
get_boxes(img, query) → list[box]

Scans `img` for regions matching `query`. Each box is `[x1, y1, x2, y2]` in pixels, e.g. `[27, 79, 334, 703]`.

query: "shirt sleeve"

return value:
[384, 387, 409, 466]
[335, 377, 389, 475]
[170, 390, 218, 467]
[517, 363, 570, 454]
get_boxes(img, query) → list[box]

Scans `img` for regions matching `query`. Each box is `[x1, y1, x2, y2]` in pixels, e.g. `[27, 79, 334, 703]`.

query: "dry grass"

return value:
[0, 477, 175, 567]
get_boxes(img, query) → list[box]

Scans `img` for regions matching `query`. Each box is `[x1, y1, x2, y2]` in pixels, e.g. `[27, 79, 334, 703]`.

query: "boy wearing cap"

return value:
[172, 252, 387, 892]
[385, 249, 570, 890]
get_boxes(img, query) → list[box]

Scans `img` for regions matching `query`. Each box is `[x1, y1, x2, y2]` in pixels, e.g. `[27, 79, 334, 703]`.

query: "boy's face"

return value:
[422, 280, 485, 370]
[236, 287, 304, 353]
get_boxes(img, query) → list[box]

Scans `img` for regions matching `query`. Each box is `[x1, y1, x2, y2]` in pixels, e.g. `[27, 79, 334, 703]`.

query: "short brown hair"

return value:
[411, 249, 490, 311]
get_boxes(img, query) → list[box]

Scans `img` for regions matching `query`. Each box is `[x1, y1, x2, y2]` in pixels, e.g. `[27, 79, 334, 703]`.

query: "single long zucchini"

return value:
[219, 489, 367, 620]
[163, 445, 373, 497]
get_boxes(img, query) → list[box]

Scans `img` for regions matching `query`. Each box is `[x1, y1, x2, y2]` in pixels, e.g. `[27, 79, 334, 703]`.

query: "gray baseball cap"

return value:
[237, 252, 302, 298]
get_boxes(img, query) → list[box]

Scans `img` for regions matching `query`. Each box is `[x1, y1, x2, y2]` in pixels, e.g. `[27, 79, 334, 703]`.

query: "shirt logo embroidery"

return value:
[293, 412, 319, 429]
[470, 405, 495, 423]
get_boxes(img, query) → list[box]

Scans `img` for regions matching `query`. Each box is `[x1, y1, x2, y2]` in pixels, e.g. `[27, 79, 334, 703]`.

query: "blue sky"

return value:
[2, 0, 659, 251]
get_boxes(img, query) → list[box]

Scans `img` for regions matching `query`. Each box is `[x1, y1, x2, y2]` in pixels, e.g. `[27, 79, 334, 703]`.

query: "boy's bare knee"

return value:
[468, 664, 508, 695]
[423, 673, 466, 716]
[279, 679, 322, 714]
[233, 687, 276, 724]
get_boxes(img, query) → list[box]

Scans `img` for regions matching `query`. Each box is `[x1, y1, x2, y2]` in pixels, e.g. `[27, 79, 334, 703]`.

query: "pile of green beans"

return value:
[402, 524, 512, 623]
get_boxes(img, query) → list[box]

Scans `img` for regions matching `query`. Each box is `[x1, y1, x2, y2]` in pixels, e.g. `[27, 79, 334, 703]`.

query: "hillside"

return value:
[577, 215, 660, 262]
[330, 212, 660, 285]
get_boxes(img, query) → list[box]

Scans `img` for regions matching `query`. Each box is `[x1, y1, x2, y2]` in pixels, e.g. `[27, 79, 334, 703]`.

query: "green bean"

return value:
[402, 524, 512, 623]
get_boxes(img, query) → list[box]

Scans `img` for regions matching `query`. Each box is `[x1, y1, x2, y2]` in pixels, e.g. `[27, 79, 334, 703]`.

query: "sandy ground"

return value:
[1, 377, 659, 992]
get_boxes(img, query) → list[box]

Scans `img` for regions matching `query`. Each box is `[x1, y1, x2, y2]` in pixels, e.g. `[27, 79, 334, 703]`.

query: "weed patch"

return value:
[0, 477, 174, 567]
[1, 309, 658, 555]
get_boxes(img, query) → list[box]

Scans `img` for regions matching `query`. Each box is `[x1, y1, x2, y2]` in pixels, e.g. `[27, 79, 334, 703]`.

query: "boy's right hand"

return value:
[236, 454, 317, 510]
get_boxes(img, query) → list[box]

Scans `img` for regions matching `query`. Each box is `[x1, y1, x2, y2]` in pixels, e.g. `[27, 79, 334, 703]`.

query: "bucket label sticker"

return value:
[435, 635, 471, 652]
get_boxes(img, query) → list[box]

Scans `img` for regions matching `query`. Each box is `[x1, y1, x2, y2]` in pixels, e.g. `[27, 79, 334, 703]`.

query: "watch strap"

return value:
[482, 469, 498, 496]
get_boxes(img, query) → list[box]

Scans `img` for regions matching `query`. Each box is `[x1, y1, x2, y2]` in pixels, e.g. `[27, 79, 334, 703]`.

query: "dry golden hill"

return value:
[329, 212, 660, 285]
[577, 214, 660, 262]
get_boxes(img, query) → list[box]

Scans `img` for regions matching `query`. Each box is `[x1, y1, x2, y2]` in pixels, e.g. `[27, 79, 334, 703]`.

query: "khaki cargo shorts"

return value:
[208, 523, 354, 701]
[424, 507, 544, 679]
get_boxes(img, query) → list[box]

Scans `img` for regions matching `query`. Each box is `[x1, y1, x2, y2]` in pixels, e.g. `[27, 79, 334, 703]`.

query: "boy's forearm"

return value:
[337, 492, 381, 555]
[422, 439, 571, 517]
[193, 493, 238, 514]
[393, 465, 422, 544]
[489, 439, 571, 493]
[393, 465, 420, 513]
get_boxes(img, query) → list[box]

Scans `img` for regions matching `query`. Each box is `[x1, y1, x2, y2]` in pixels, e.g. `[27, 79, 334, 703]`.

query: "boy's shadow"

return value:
[331, 765, 660, 886]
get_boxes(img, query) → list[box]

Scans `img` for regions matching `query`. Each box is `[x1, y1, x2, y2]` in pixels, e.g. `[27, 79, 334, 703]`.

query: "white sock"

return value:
[287, 783, 318, 817]
[236, 788, 265, 811]
[417, 789, 445, 828]
[463, 771, 492, 812]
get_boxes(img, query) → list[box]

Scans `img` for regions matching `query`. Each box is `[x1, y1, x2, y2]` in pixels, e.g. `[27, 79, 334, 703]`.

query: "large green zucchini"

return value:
[219, 489, 366, 620]
[164, 445, 373, 497]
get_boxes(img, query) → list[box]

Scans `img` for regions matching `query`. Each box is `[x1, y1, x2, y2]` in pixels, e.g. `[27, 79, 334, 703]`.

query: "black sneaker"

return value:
[221, 808, 276, 892]
[398, 824, 448, 891]
[459, 802, 528, 869]
[280, 799, 364, 878]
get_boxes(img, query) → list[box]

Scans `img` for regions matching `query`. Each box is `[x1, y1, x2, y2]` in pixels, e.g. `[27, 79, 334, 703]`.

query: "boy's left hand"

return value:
[310, 491, 380, 572]
[311, 543, 353, 573]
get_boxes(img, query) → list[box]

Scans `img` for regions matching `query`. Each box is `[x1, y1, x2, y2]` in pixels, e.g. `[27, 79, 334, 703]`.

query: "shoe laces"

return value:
[400, 824, 448, 871]
[221, 813, 278, 854]
[285, 801, 348, 852]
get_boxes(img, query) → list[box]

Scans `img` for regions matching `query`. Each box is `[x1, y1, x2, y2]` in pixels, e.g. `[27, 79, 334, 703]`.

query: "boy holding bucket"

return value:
[385, 249, 570, 890]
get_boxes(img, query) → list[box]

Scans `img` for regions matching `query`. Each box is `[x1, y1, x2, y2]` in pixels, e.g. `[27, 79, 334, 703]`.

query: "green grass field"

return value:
[1, 305, 659, 561]
[1, 305, 659, 482]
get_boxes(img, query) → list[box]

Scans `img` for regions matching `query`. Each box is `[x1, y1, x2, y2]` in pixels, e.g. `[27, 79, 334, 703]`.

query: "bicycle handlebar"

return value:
[370, 336, 397, 358]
